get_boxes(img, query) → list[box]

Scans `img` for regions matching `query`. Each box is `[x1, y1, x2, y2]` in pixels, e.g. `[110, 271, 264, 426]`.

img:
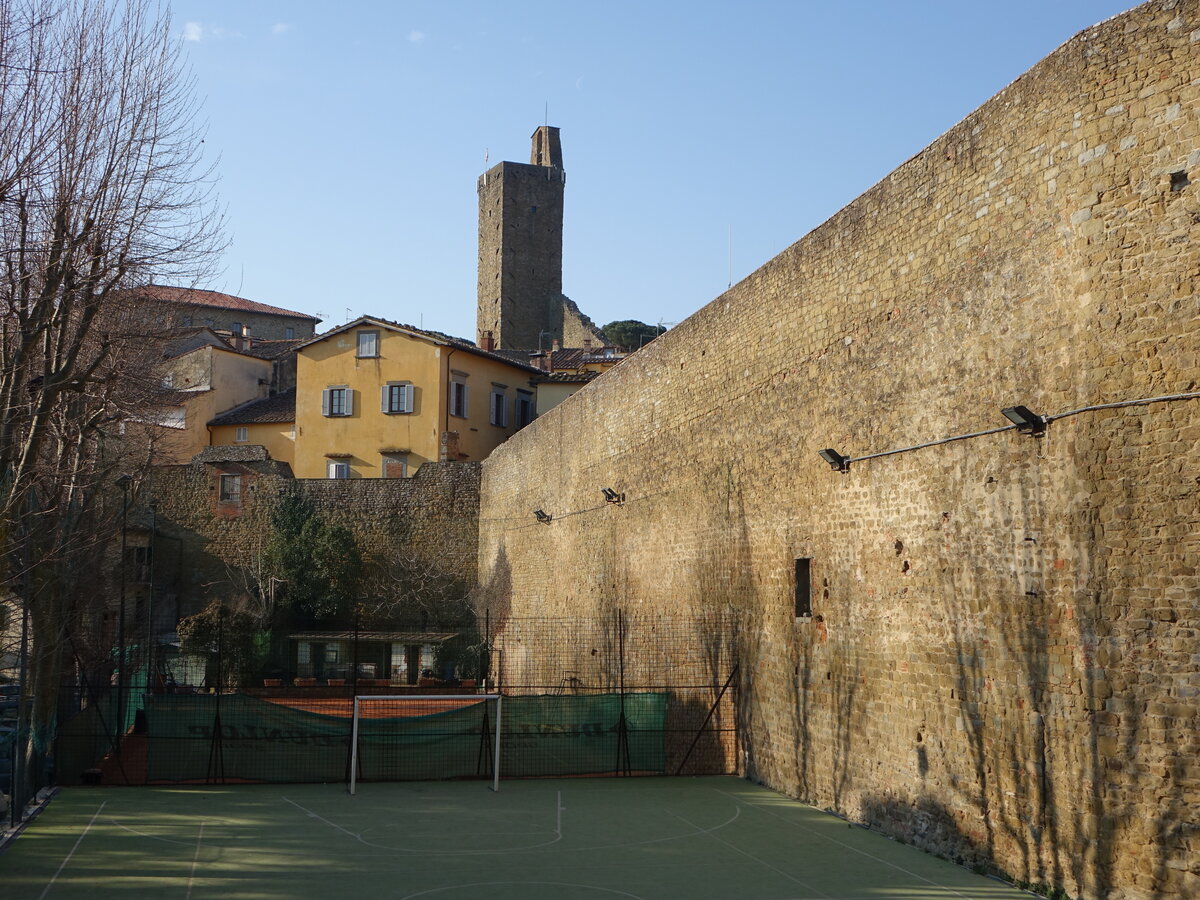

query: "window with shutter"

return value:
[516, 391, 534, 427]
[324, 386, 351, 417]
[450, 381, 469, 418]
[490, 388, 508, 427]
[382, 382, 413, 414]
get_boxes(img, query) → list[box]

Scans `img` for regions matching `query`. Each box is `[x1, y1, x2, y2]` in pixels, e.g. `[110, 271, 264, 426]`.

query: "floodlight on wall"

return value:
[818, 449, 851, 473]
[1001, 405, 1047, 436]
[534, 509, 553, 524]
[602, 487, 625, 504]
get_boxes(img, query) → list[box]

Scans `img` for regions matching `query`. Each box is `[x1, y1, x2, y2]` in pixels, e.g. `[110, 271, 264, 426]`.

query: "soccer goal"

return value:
[348, 694, 503, 794]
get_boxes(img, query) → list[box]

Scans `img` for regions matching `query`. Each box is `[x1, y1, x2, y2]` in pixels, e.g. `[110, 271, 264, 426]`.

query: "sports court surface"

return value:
[0, 777, 1028, 899]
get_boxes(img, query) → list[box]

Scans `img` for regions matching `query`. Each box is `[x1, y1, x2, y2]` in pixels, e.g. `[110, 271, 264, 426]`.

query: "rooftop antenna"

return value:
[544, 101, 548, 126]
[728, 224, 732, 289]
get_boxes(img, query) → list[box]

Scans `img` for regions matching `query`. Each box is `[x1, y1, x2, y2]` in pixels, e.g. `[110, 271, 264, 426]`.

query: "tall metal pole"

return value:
[10, 588, 30, 826]
[146, 500, 157, 699]
[352, 601, 360, 693]
[114, 474, 131, 757]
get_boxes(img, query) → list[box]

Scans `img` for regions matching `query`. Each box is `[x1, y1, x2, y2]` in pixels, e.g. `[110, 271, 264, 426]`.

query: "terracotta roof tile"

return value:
[208, 389, 296, 426]
[138, 284, 320, 322]
[300, 315, 543, 374]
[533, 370, 600, 384]
[241, 339, 303, 360]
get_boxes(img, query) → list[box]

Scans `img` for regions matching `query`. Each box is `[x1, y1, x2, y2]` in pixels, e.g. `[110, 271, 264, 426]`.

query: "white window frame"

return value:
[322, 386, 353, 417]
[357, 330, 380, 358]
[219, 473, 241, 502]
[381, 382, 414, 414]
[327, 460, 351, 479]
[490, 387, 508, 427]
[234, 426, 249, 443]
[450, 379, 469, 419]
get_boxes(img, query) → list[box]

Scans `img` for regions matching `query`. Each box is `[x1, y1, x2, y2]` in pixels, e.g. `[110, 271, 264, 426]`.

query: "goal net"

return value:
[348, 694, 502, 794]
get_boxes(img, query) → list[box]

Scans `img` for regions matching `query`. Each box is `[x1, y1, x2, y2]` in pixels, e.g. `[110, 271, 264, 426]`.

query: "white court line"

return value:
[556, 790, 563, 837]
[714, 788, 980, 899]
[666, 807, 830, 899]
[108, 819, 196, 846]
[283, 792, 564, 854]
[185, 822, 205, 899]
[40, 800, 106, 899]
[400, 880, 646, 899]
[281, 796, 361, 840]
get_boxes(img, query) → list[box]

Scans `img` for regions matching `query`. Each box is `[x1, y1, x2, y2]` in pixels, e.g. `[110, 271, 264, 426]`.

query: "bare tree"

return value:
[0, 0, 222, 802]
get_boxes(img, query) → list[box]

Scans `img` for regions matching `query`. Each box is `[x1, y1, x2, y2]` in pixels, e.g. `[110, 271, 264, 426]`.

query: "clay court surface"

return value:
[259, 695, 480, 717]
[0, 776, 1029, 899]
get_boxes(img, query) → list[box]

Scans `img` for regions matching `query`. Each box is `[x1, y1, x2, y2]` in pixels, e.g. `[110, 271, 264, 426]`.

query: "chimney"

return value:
[239, 324, 251, 351]
[481, 330, 495, 351]
[582, 338, 592, 351]
[551, 339, 560, 352]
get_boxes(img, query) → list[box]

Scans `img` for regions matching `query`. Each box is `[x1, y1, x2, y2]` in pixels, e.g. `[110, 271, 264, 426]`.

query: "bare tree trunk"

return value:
[0, 0, 222, 807]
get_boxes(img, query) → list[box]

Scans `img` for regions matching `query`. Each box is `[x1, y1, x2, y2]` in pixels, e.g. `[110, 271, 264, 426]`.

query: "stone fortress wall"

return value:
[477, 3, 1200, 898]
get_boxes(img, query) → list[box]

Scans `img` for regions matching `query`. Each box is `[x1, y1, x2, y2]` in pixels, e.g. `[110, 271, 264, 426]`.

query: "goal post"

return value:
[349, 694, 502, 795]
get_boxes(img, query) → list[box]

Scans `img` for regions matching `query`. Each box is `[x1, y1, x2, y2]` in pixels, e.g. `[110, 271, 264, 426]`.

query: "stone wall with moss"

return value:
[145, 459, 480, 622]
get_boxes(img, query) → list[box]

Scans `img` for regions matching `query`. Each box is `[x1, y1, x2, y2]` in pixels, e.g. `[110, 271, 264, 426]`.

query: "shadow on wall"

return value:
[859, 794, 988, 873]
[474, 543, 512, 634]
[689, 468, 756, 781]
[930, 455, 1190, 899]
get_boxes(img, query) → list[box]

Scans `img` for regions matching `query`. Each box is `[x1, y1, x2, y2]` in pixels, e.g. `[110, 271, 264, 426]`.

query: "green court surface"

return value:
[0, 777, 1028, 899]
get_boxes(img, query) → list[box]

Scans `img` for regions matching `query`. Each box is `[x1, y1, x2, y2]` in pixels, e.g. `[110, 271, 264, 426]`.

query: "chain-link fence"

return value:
[46, 611, 740, 789]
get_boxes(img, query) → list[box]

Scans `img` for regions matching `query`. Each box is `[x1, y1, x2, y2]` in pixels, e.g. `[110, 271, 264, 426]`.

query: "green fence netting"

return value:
[141, 692, 667, 784]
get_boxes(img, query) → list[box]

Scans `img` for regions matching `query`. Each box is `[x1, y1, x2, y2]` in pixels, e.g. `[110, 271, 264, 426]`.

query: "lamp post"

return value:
[114, 474, 132, 757]
[146, 499, 157, 697]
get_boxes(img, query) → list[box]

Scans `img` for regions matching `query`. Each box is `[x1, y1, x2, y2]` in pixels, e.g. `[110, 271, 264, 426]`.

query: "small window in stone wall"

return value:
[795, 558, 812, 618]
[219, 474, 242, 503]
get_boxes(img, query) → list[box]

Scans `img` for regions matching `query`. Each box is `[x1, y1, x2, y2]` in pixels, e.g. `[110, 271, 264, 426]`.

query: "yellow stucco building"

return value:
[207, 389, 297, 466]
[154, 333, 275, 463]
[290, 317, 541, 479]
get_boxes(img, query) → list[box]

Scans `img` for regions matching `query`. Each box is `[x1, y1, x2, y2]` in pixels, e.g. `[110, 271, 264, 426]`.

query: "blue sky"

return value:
[172, 1, 1136, 342]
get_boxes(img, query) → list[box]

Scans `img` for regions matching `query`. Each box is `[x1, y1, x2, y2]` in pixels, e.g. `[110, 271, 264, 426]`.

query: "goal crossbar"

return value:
[349, 694, 502, 794]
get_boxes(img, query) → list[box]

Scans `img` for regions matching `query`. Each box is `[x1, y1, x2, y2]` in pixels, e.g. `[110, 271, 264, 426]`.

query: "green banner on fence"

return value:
[144, 692, 667, 783]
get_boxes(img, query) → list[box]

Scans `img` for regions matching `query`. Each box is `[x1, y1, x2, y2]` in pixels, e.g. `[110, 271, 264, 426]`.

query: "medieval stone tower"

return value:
[476, 126, 606, 351]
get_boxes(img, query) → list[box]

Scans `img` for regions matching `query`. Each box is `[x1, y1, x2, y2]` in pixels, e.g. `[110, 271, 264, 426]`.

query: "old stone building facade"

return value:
[476, 3, 1200, 899]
